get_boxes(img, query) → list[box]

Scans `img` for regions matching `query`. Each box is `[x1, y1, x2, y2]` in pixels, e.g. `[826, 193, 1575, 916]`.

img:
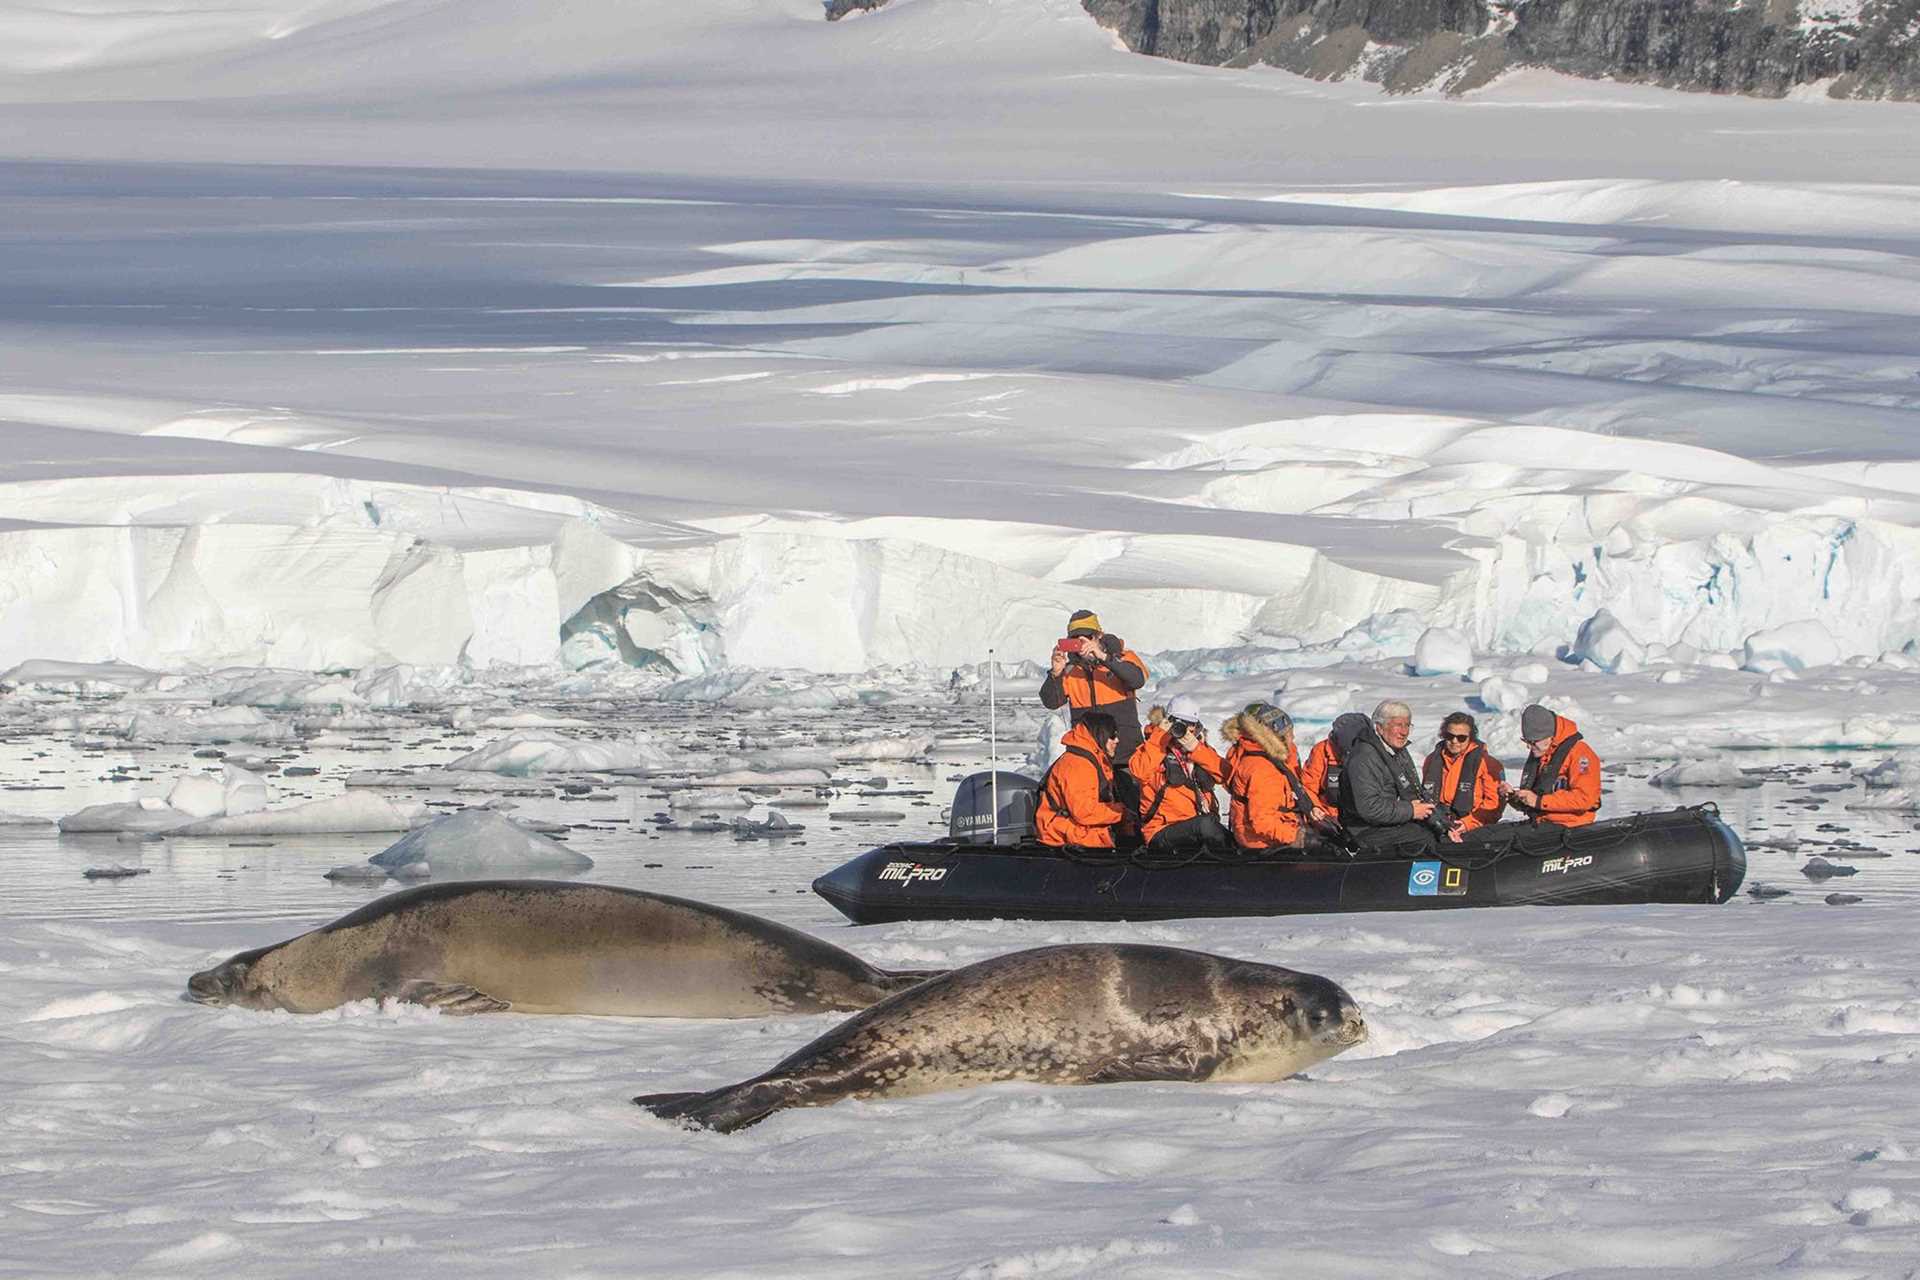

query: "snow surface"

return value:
[8, 688, 1920, 1277]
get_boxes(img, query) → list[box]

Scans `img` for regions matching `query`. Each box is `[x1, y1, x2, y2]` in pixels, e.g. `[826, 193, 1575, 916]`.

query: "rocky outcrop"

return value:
[823, 1, 1920, 101]
[1508, 0, 1920, 99]
[1086, 0, 1920, 99]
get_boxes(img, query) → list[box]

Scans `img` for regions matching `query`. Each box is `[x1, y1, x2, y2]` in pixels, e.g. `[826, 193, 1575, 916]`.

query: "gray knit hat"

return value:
[1520, 704, 1556, 742]
[1252, 704, 1294, 737]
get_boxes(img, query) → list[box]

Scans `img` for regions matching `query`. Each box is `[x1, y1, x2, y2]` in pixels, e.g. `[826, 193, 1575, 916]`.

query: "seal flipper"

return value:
[875, 968, 948, 992]
[1085, 1049, 1213, 1084]
[377, 980, 511, 1015]
[633, 1081, 792, 1133]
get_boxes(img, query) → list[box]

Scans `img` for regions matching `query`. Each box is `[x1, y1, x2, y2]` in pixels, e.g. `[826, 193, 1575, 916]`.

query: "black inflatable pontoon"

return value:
[813, 799, 1746, 925]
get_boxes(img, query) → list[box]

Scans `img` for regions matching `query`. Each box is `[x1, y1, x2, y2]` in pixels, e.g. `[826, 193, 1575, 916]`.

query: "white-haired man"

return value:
[1335, 699, 1439, 853]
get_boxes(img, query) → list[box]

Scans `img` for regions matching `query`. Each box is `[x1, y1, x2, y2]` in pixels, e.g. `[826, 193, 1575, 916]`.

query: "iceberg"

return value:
[58, 799, 194, 834]
[1410, 628, 1473, 677]
[1648, 760, 1763, 790]
[366, 810, 594, 876]
[174, 793, 425, 836]
[446, 730, 674, 776]
[1742, 621, 1842, 675]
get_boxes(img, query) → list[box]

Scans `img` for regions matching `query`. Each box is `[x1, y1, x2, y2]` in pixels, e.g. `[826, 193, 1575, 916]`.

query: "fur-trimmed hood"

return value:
[1222, 712, 1291, 763]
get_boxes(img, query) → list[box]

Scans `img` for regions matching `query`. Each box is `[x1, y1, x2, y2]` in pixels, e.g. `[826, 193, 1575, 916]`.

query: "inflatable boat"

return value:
[812, 773, 1746, 924]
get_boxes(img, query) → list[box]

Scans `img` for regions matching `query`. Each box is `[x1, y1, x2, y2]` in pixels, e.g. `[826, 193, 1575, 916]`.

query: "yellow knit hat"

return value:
[1067, 609, 1102, 635]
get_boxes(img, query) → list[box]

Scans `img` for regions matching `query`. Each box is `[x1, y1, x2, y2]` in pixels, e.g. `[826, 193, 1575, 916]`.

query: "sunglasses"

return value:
[1443, 732, 1472, 743]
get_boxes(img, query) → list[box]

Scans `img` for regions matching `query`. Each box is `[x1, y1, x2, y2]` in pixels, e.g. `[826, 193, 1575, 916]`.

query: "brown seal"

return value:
[187, 880, 941, 1016]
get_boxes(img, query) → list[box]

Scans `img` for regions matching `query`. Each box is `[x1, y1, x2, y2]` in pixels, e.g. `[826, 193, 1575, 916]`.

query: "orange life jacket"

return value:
[1224, 735, 1311, 850]
[1059, 648, 1149, 710]
[1421, 744, 1506, 832]
[1517, 714, 1602, 828]
[1035, 723, 1128, 848]
[1128, 726, 1224, 844]
[1300, 736, 1338, 812]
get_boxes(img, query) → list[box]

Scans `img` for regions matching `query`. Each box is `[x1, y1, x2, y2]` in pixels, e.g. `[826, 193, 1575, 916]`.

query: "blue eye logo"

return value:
[1413, 868, 1436, 887]
[1408, 861, 1444, 896]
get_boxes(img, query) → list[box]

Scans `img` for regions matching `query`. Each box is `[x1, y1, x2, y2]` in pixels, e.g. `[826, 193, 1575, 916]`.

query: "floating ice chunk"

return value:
[1853, 757, 1917, 789]
[366, 810, 593, 876]
[223, 765, 269, 815]
[667, 789, 757, 811]
[1477, 676, 1528, 713]
[692, 768, 831, 787]
[213, 672, 363, 709]
[1742, 620, 1842, 674]
[125, 705, 292, 744]
[174, 793, 425, 836]
[1649, 759, 1762, 789]
[731, 810, 805, 839]
[1509, 662, 1550, 684]
[1571, 610, 1645, 675]
[1410, 628, 1473, 677]
[0, 810, 54, 827]
[447, 729, 673, 775]
[833, 736, 933, 762]
[323, 863, 390, 881]
[482, 711, 593, 728]
[166, 774, 229, 819]
[0, 659, 160, 692]
[58, 799, 193, 833]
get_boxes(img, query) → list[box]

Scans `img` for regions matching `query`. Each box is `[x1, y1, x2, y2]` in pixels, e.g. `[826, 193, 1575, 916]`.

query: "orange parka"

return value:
[1299, 736, 1338, 814]
[1035, 723, 1128, 848]
[1128, 724, 1225, 844]
[1222, 714, 1310, 850]
[1513, 713, 1602, 828]
[1420, 743, 1506, 832]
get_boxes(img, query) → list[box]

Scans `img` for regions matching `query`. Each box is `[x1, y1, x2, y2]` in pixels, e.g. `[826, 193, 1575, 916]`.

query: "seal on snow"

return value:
[634, 943, 1365, 1130]
[186, 880, 943, 1016]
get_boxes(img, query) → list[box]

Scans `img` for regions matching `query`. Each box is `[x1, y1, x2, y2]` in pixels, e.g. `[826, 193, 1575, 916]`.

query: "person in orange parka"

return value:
[1420, 711, 1506, 843]
[1298, 712, 1364, 825]
[1035, 712, 1128, 849]
[1222, 702, 1316, 851]
[1500, 704, 1603, 828]
[1128, 696, 1229, 851]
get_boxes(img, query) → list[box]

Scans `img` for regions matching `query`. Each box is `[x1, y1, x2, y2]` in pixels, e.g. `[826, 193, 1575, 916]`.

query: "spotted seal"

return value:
[635, 943, 1365, 1130]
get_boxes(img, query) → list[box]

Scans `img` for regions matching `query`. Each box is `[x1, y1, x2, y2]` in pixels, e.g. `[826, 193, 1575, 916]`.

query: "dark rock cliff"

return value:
[824, 0, 1920, 100]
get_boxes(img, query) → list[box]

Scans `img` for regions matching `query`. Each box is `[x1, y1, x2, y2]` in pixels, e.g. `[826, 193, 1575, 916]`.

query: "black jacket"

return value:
[1337, 723, 1424, 830]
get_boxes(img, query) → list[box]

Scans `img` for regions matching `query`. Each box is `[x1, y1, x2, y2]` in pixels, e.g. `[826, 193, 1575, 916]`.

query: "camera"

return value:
[1055, 636, 1097, 664]
[1419, 783, 1452, 838]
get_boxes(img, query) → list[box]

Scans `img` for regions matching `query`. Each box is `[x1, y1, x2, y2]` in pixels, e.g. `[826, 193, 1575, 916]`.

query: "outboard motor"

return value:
[948, 770, 1039, 845]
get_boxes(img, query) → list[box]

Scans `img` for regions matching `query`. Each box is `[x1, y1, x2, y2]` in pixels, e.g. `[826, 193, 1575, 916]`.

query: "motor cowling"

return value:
[948, 770, 1038, 845]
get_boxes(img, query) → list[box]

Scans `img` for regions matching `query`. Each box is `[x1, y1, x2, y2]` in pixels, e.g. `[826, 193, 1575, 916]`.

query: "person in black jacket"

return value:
[1336, 699, 1439, 854]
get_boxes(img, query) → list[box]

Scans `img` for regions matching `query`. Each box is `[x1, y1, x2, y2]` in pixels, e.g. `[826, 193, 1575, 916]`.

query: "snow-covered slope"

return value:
[2, 0, 1919, 678]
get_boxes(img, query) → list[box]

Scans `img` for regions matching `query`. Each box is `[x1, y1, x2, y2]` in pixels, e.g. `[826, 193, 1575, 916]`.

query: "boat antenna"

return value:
[987, 647, 998, 845]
